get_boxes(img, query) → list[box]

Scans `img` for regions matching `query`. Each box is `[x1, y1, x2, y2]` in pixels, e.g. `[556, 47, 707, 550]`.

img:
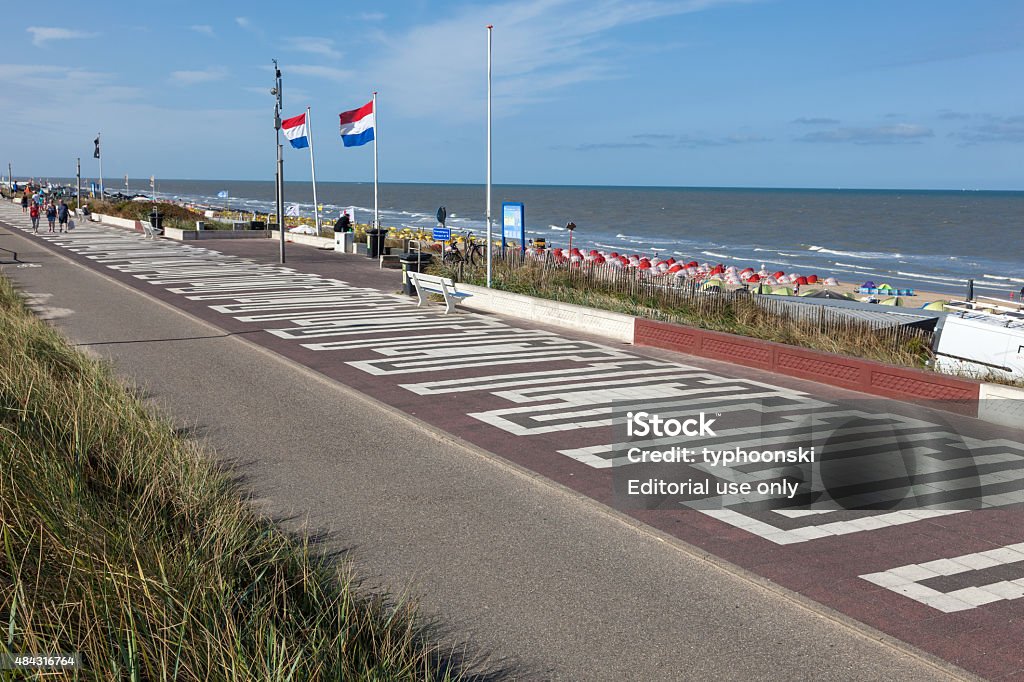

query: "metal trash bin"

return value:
[149, 211, 163, 230]
[399, 252, 434, 296]
[366, 228, 388, 259]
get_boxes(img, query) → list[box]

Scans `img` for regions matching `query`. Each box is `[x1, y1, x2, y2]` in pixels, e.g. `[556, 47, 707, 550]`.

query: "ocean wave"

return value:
[549, 225, 567, 231]
[895, 271, 969, 284]
[832, 262, 878, 271]
[982, 274, 1024, 283]
[808, 245, 902, 259]
[701, 251, 731, 259]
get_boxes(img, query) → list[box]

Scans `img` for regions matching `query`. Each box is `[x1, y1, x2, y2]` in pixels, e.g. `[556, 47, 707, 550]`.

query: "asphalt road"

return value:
[0, 213, 968, 680]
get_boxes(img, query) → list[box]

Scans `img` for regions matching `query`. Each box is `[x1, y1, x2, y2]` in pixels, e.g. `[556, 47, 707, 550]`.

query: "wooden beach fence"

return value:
[442, 248, 934, 361]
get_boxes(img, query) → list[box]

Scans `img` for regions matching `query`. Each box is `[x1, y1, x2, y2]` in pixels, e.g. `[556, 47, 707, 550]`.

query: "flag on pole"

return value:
[338, 101, 374, 147]
[93, 136, 101, 158]
[285, 203, 300, 217]
[217, 190, 229, 198]
[281, 112, 310, 149]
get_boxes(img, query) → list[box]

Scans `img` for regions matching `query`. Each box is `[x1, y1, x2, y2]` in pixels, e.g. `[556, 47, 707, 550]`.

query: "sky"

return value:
[1, 0, 1023, 190]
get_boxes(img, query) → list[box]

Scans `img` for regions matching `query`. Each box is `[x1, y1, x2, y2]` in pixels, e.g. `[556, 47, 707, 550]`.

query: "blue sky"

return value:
[1, 0, 1022, 189]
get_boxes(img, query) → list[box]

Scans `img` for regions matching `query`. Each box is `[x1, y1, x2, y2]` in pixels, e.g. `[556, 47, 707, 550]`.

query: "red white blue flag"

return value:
[281, 112, 310, 149]
[339, 100, 374, 147]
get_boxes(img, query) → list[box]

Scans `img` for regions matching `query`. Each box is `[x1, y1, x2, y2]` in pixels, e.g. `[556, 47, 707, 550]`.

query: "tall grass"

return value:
[0, 275, 461, 680]
[434, 254, 933, 368]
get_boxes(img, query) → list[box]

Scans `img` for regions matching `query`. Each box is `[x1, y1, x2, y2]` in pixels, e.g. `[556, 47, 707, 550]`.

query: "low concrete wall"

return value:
[456, 284, 635, 343]
[94, 213, 143, 232]
[164, 227, 268, 241]
[267, 230, 335, 249]
[978, 383, 1024, 428]
[634, 318, 981, 411]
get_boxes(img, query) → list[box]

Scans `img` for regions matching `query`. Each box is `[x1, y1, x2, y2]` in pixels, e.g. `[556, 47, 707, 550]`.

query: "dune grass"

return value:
[434, 257, 933, 368]
[0, 274, 461, 680]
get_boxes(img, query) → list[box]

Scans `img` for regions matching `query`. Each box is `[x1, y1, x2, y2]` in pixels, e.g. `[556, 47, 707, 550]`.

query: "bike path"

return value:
[3, 206, 1021, 679]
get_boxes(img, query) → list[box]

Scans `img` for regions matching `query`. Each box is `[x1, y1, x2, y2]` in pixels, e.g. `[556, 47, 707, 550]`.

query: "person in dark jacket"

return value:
[333, 211, 352, 232]
[57, 201, 70, 232]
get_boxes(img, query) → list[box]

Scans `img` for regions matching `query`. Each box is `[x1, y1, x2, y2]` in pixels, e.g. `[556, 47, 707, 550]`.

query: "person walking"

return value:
[29, 202, 40, 232]
[57, 200, 70, 232]
[45, 202, 57, 232]
[20, 193, 28, 213]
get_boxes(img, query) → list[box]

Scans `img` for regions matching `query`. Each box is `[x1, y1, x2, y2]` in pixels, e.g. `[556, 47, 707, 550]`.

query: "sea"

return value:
[77, 179, 1024, 297]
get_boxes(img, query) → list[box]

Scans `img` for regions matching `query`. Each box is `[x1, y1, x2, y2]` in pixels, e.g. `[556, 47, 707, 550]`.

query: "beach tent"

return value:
[770, 286, 795, 296]
[823, 277, 839, 286]
[798, 289, 820, 296]
[879, 297, 902, 306]
[861, 281, 876, 289]
[802, 289, 855, 300]
[700, 278, 724, 290]
[877, 283, 895, 292]
[921, 300, 948, 310]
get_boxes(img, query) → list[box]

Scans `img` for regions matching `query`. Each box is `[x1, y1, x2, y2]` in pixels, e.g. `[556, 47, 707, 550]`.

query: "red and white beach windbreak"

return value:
[281, 112, 310, 149]
[339, 100, 374, 147]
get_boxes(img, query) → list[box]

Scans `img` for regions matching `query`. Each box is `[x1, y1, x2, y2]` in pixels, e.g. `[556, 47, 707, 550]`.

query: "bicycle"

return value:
[463, 231, 487, 266]
[442, 239, 466, 266]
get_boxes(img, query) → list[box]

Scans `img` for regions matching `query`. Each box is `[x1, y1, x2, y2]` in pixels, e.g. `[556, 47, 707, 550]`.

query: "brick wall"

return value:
[634, 319, 980, 412]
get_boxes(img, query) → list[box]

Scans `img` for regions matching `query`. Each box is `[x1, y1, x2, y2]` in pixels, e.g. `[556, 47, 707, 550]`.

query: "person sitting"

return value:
[334, 211, 352, 232]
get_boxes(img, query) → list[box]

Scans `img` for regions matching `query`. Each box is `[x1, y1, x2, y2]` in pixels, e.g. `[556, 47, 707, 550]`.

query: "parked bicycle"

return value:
[441, 231, 488, 266]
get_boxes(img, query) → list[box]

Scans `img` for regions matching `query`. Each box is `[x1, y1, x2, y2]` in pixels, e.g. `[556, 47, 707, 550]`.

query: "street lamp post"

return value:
[272, 59, 285, 264]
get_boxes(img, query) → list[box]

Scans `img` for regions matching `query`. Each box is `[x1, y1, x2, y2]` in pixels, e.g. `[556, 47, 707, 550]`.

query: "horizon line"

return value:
[10, 175, 1024, 194]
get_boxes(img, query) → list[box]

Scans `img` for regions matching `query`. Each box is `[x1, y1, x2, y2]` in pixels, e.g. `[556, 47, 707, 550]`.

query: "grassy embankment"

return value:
[73, 199, 238, 231]
[0, 274, 460, 680]
[433, 257, 933, 368]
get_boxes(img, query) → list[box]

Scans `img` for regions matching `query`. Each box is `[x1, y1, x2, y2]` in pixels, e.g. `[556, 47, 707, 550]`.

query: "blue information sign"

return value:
[502, 201, 525, 249]
[432, 227, 451, 241]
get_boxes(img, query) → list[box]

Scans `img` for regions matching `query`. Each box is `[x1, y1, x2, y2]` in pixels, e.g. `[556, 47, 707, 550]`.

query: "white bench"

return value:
[408, 271, 471, 314]
[141, 221, 163, 239]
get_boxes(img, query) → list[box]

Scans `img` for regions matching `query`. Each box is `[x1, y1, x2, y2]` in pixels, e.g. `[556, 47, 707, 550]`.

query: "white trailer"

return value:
[934, 311, 1024, 381]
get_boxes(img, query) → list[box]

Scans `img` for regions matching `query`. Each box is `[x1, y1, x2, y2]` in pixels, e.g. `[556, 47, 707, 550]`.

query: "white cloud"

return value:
[170, 66, 229, 85]
[287, 37, 342, 60]
[798, 124, 934, 145]
[27, 26, 97, 47]
[360, 12, 387, 21]
[285, 64, 352, 82]
[190, 24, 215, 37]
[235, 17, 251, 28]
[371, 0, 756, 120]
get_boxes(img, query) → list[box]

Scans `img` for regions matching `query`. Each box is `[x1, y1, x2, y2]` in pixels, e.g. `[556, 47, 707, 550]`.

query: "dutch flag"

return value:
[281, 112, 310, 149]
[339, 100, 374, 147]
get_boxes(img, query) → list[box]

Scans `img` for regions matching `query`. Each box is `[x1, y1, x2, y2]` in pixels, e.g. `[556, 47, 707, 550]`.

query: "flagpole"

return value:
[485, 25, 493, 288]
[306, 106, 321, 236]
[372, 92, 379, 229]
